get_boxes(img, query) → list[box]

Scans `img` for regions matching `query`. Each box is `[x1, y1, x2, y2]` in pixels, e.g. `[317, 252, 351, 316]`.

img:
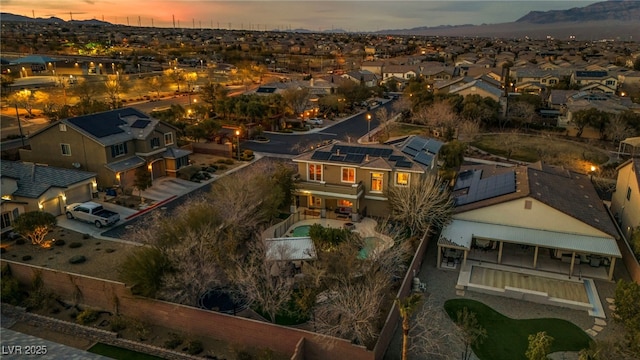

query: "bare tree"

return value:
[227, 239, 294, 323]
[375, 107, 391, 141]
[312, 275, 389, 347]
[501, 131, 521, 161]
[159, 227, 226, 305]
[426, 100, 461, 138]
[282, 87, 310, 117]
[8, 89, 48, 116]
[73, 78, 104, 104]
[458, 120, 480, 142]
[146, 76, 166, 98]
[387, 174, 454, 236]
[454, 307, 487, 360]
[393, 96, 412, 122]
[607, 114, 632, 146]
[104, 74, 129, 108]
[508, 101, 536, 130]
[409, 298, 460, 360]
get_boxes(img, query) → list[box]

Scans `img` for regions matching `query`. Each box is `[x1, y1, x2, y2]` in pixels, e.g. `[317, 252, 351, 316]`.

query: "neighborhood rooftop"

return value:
[1, 161, 96, 199]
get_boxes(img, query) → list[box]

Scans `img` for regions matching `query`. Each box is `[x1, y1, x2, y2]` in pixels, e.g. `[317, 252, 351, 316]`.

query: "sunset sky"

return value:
[2, 0, 597, 32]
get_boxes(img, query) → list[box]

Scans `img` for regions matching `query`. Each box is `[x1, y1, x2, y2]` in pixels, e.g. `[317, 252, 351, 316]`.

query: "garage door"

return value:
[151, 161, 165, 180]
[65, 184, 92, 205]
[41, 197, 61, 216]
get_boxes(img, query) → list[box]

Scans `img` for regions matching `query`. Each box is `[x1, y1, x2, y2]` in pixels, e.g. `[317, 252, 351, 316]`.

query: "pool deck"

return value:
[281, 217, 394, 251]
[458, 261, 606, 318]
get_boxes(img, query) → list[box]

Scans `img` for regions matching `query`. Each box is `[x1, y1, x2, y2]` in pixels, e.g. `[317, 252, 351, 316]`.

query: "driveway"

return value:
[56, 201, 138, 239]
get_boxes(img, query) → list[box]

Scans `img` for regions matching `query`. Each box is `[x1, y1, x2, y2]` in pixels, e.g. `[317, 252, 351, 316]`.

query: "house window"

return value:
[310, 196, 322, 208]
[549, 79, 557, 85]
[627, 187, 632, 201]
[111, 142, 127, 158]
[338, 199, 353, 207]
[60, 143, 71, 156]
[164, 132, 174, 145]
[341, 167, 355, 183]
[150, 137, 160, 149]
[606, 80, 615, 86]
[395, 172, 410, 186]
[176, 157, 189, 169]
[1, 212, 12, 230]
[308, 163, 323, 182]
[59, 123, 67, 132]
[371, 172, 383, 192]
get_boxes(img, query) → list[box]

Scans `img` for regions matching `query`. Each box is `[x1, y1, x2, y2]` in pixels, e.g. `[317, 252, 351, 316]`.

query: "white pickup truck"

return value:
[65, 202, 121, 228]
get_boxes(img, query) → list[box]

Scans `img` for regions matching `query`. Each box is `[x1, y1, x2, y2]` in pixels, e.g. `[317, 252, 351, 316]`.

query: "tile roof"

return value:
[451, 162, 617, 238]
[1, 161, 96, 199]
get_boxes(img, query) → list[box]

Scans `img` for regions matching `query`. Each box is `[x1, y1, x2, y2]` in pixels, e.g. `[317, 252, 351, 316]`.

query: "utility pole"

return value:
[15, 104, 25, 147]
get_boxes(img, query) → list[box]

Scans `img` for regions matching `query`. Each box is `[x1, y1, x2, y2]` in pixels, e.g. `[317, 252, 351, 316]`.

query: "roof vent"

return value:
[336, 149, 340, 156]
[365, 154, 370, 161]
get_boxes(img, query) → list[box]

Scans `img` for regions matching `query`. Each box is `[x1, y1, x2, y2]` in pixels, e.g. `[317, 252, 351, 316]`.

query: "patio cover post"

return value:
[437, 245, 442, 269]
[463, 250, 468, 267]
[569, 251, 576, 278]
[608, 257, 616, 281]
[498, 241, 504, 264]
[533, 246, 539, 268]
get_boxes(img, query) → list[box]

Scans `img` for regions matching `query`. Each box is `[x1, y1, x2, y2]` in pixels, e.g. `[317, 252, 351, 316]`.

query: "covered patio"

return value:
[437, 219, 622, 281]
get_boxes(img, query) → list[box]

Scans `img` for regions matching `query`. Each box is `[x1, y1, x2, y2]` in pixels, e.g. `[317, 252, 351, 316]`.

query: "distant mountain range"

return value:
[0, 12, 110, 26]
[380, 0, 640, 39]
[2, 0, 639, 39]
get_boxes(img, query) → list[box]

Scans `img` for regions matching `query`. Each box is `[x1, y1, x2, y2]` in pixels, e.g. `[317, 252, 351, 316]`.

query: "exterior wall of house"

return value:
[295, 161, 420, 216]
[455, 197, 613, 238]
[454, 87, 500, 102]
[19, 125, 110, 187]
[1, 203, 25, 235]
[20, 125, 105, 172]
[611, 162, 640, 239]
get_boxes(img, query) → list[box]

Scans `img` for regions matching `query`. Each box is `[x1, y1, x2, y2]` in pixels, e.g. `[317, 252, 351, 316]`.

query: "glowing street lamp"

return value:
[366, 113, 372, 142]
[235, 130, 241, 160]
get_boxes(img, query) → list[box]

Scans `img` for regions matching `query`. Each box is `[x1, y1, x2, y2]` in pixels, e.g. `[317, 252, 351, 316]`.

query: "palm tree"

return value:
[396, 293, 423, 360]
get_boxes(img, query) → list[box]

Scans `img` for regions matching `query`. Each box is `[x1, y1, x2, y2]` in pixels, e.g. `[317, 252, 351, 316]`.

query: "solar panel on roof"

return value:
[344, 153, 365, 163]
[403, 147, 418, 157]
[389, 155, 405, 162]
[329, 155, 346, 162]
[414, 152, 434, 167]
[131, 119, 151, 129]
[454, 170, 516, 206]
[311, 151, 332, 161]
[396, 160, 413, 168]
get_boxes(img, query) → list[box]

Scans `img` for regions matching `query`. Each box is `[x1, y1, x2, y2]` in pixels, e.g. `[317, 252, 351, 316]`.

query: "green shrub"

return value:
[1, 265, 24, 305]
[187, 340, 203, 355]
[69, 242, 82, 248]
[54, 239, 65, 246]
[76, 309, 100, 325]
[22, 255, 32, 261]
[216, 158, 235, 165]
[163, 332, 183, 349]
[109, 316, 127, 332]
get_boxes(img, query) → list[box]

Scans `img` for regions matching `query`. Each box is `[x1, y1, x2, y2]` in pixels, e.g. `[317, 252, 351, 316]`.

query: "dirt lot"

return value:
[1, 227, 134, 281]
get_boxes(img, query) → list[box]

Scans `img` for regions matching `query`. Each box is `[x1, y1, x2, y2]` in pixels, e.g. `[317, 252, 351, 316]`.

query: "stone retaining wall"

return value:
[1, 304, 201, 360]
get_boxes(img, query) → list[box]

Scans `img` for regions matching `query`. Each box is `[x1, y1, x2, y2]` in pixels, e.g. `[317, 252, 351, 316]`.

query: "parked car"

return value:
[306, 118, 323, 125]
[65, 202, 120, 228]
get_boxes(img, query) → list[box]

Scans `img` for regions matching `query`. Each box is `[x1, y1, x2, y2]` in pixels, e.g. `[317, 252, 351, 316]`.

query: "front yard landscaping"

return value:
[444, 299, 591, 360]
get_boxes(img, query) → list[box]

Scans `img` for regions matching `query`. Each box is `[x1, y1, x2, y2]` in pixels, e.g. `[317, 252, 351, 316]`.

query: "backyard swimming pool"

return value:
[292, 225, 311, 237]
[359, 237, 384, 259]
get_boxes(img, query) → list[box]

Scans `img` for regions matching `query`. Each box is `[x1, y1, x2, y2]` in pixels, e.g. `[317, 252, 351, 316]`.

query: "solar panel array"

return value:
[575, 71, 607, 78]
[131, 119, 151, 129]
[67, 108, 149, 138]
[310, 145, 414, 167]
[401, 136, 443, 168]
[454, 170, 516, 206]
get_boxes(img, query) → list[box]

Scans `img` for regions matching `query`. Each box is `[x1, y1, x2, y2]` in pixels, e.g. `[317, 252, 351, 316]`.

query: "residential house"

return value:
[437, 162, 621, 280]
[449, 79, 505, 107]
[611, 158, 640, 240]
[342, 70, 379, 87]
[19, 108, 190, 191]
[1, 161, 97, 221]
[571, 71, 618, 93]
[292, 136, 442, 218]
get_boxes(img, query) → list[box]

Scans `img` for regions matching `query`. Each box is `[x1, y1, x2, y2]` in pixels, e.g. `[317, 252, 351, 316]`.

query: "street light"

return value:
[366, 113, 372, 142]
[235, 130, 241, 160]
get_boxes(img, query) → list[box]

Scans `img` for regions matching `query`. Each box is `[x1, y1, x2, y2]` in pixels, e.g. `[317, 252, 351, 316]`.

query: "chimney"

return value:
[310, 78, 314, 87]
[336, 148, 340, 156]
[365, 154, 370, 162]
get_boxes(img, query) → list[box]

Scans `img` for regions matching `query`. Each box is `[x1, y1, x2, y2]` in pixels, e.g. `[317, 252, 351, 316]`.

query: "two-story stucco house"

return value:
[292, 136, 442, 219]
[19, 108, 191, 191]
[611, 158, 640, 240]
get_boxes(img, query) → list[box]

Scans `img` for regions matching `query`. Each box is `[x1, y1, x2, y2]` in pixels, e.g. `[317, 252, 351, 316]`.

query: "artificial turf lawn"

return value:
[88, 343, 165, 360]
[444, 299, 592, 360]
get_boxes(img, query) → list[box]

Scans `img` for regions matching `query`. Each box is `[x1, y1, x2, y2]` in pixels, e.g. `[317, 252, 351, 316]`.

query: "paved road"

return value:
[242, 99, 396, 155]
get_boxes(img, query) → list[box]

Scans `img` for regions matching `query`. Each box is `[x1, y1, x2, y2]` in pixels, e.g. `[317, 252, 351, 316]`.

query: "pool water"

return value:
[292, 225, 311, 237]
[359, 237, 383, 259]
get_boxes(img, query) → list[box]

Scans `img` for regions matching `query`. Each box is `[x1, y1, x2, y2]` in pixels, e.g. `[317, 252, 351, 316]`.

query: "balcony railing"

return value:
[295, 180, 364, 197]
